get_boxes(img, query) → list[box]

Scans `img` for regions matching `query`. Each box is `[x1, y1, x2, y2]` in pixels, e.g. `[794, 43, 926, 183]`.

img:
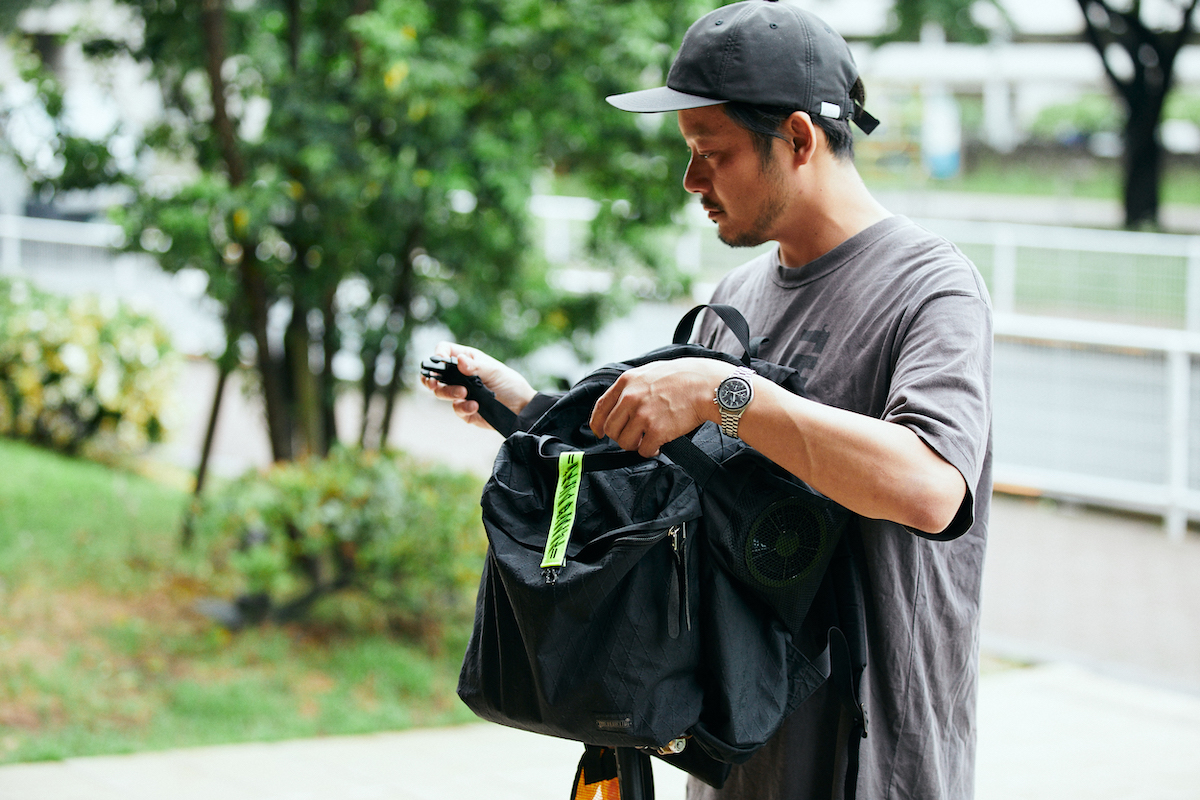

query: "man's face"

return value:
[678, 105, 790, 248]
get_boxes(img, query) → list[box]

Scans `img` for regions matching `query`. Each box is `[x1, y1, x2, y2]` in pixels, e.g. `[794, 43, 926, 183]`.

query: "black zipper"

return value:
[667, 522, 690, 638]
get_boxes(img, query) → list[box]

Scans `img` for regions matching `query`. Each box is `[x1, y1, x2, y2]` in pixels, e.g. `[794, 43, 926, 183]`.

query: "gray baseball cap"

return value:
[607, 0, 878, 134]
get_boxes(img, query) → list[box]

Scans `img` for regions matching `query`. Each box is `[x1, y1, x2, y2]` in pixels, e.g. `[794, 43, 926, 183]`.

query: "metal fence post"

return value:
[992, 225, 1016, 314]
[1186, 237, 1200, 332]
[0, 214, 20, 275]
[1166, 347, 1191, 542]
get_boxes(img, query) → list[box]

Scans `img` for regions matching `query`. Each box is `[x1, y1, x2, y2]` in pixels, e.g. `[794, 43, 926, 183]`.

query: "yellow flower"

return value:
[384, 61, 409, 92]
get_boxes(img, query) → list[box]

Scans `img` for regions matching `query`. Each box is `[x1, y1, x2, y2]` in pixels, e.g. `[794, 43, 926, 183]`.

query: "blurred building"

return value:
[799, 0, 1200, 176]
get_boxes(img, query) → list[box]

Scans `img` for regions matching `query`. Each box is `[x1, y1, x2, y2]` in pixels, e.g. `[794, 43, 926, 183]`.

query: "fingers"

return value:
[421, 342, 476, 416]
[421, 342, 530, 431]
[590, 373, 665, 457]
[589, 381, 618, 439]
[590, 360, 721, 455]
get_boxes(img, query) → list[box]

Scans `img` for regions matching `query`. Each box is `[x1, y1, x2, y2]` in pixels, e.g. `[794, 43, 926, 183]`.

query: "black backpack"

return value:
[428, 305, 868, 797]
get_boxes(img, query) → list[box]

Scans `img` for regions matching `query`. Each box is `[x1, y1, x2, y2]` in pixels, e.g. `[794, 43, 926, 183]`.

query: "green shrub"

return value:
[193, 446, 487, 639]
[0, 277, 179, 458]
[1029, 94, 1121, 142]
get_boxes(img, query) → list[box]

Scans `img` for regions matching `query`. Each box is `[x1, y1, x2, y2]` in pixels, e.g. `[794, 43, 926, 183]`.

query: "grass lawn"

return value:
[0, 439, 477, 765]
[860, 146, 1200, 208]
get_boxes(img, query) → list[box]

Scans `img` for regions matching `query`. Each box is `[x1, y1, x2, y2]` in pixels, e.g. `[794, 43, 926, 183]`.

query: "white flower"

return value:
[96, 364, 121, 409]
[59, 343, 90, 376]
[9, 281, 30, 306]
[139, 342, 159, 367]
[43, 384, 62, 409]
[60, 375, 85, 402]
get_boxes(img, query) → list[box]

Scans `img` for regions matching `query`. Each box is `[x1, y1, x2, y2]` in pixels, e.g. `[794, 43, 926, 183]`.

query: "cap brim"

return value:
[605, 86, 726, 113]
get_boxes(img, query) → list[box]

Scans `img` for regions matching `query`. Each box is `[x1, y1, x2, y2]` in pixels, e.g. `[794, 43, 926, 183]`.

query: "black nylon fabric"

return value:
[457, 305, 859, 788]
[461, 426, 703, 748]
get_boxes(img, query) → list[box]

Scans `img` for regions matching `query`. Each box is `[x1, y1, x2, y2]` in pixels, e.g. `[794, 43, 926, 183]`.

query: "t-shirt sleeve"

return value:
[515, 391, 560, 432]
[884, 290, 992, 540]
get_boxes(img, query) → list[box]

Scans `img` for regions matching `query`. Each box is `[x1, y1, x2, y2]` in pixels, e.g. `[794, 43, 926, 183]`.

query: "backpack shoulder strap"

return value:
[827, 532, 868, 800]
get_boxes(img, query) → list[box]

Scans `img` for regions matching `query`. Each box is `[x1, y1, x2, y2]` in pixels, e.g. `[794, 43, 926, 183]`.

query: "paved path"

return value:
[2, 662, 1198, 799]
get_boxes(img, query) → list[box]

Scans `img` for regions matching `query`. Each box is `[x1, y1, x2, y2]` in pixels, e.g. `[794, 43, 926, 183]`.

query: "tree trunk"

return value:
[284, 0, 301, 72]
[321, 290, 339, 454]
[1076, 0, 1200, 230]
[286, 300, 323, 458]
[201, 0, 292, 460]
[1122, 103, 1163, 229]
[379, 310, 417, 447]
[378, 258, 418, 448]
[359, 341, 380, 448]
[246, 255, 293, 461]
[181, 355, 230, 549]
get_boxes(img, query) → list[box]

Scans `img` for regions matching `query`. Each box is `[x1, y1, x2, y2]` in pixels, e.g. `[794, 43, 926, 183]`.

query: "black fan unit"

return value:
[745, 496, 834, 588]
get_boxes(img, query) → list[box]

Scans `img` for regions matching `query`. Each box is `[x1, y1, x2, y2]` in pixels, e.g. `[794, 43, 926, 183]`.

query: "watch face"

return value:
[718, 377, 752, 410]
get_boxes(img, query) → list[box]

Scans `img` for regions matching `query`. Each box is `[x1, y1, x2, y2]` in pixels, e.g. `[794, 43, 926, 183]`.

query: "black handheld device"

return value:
[420, 356, 518, 436]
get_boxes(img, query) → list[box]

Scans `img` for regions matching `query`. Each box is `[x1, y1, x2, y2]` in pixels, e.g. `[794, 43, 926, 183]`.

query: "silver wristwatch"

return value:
[714, 367, 755, 439]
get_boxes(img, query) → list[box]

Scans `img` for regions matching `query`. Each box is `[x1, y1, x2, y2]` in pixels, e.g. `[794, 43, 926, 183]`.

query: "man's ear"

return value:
[785, 111, 818, 165]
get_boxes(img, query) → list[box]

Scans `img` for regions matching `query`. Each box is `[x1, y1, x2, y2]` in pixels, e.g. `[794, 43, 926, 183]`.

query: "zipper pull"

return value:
[677, 523, 691, 632]
[667, 525, 681, 639]
[667, 524, 690, 636]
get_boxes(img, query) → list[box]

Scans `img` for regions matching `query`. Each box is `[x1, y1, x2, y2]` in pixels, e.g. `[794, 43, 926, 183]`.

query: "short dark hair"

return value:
[723, 78, 865, 165]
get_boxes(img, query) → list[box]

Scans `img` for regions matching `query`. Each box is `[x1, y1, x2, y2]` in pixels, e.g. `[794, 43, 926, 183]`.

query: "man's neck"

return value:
[776, 160, 892, 270]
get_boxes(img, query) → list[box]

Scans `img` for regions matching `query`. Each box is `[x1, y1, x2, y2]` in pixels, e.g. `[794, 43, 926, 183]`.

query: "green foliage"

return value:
[1030, 94, 1122, 142]
[0, 278, 180, 459]
[879, 0, 1003, 43]
[6, 0, 712, 459]
[192, 446, 486, 634]
[0, 437, 188, 589]
[0, 437, 473, 764]
[1165, 92, 1200, 126]
[0, 35, 133, 200]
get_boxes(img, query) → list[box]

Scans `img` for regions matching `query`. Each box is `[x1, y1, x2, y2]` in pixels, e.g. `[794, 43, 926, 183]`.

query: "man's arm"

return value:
[589, 357, 967, 535]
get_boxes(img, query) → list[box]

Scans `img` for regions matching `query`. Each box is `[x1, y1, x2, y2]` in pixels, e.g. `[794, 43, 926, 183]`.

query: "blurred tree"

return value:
[1075, 0, 1200, 229]
[881, 0, 1001, 43]
[5, 0, 707, 472]
[0, 0, 47, 32]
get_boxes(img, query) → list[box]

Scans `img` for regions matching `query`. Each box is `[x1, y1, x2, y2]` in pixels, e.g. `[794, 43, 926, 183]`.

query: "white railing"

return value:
[0, 213, 124, 271]
[6, 210, 1200, 539]
[918, 219, 1200, 541]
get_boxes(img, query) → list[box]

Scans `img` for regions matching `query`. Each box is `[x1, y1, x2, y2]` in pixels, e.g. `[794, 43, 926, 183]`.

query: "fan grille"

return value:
[745, 497, 830, 588]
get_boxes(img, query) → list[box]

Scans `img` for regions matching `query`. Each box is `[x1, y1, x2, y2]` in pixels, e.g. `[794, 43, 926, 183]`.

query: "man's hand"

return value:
[589, 358, 727, 456]
[421, 343, 536, 431]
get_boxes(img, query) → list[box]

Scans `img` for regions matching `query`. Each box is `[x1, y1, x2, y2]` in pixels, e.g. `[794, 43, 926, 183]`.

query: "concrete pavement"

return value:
[2, 661, 1199, 799]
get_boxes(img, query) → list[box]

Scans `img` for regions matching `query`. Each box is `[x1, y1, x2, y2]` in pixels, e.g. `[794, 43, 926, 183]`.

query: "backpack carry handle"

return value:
[673, 304, 763, 364]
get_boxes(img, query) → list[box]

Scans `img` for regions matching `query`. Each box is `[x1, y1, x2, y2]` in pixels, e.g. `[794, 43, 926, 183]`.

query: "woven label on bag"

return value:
[542, 450, 584, 569]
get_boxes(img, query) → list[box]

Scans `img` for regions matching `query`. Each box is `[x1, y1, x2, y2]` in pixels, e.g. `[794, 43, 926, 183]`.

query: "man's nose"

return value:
[682, 155, 707, 195]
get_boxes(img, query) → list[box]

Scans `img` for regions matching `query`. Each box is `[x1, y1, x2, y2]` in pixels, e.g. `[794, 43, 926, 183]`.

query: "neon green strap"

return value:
[542, 451, 584, 569]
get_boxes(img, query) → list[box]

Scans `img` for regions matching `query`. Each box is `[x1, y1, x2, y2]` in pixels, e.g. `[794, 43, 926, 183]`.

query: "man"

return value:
[424, 2, 992, 798]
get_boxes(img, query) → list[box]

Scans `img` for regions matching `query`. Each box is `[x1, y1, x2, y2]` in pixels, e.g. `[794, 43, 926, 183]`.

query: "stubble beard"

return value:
[716, 192, 787, 248]
[712, 159, 789, 249]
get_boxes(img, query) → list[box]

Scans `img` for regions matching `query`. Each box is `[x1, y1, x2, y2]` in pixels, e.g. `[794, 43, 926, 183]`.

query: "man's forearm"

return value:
[738, 378, 967, 534]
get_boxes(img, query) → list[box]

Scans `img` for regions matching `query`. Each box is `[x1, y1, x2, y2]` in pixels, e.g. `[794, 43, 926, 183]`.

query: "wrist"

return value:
[714, 366, 756, 439]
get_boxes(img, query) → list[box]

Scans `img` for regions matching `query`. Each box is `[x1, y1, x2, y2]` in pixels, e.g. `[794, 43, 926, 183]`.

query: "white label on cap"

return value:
[820, 102, 841, 119]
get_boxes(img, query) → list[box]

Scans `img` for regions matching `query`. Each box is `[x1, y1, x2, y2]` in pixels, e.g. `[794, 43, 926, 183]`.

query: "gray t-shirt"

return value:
[688, 215, 992, 800]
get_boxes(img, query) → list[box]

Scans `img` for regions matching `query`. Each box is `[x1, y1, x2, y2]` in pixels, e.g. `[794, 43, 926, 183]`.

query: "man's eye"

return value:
[697, 152, 712, 160]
